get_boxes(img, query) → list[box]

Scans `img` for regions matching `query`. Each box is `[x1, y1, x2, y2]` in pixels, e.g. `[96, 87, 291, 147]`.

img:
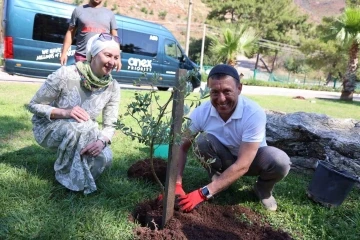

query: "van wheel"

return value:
[157, 87, 169, 91]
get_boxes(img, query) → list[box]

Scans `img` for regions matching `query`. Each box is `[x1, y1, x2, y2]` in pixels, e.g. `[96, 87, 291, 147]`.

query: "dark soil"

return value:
[128, 158, 293, 240]
[293, 96, 306, 100]
[127, 158, 168, 184]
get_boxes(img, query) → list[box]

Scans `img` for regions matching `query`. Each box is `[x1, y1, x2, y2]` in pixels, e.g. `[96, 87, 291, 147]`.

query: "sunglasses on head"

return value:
[98, 33, 120, 44]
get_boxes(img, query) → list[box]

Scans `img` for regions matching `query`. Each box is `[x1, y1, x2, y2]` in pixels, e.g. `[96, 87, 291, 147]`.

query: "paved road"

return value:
[0, 66, 153, 91]
[1, 67, 359, 101]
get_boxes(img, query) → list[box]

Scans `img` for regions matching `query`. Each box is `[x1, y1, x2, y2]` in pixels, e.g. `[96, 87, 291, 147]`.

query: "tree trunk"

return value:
[341, 41, 359, 101]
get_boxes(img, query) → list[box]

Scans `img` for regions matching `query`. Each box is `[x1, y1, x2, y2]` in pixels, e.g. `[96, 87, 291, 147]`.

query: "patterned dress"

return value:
[28, 65, 120, 194]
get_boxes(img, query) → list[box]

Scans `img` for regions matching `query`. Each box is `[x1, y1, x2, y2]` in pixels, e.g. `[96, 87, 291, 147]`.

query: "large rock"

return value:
[265, 110, 360, 182]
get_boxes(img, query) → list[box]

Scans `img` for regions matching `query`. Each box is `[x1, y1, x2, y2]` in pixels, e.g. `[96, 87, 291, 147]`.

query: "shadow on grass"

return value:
[6, 143, 315, 210]
[212, 176, 260, 206]
[0, 145, 139, 239]
[0, 144, 56, 182]
[0, 115, 31, 141]
[182, 164, 260, 206]
[315, 97, 360, 106]
[208, 170, 322, 209]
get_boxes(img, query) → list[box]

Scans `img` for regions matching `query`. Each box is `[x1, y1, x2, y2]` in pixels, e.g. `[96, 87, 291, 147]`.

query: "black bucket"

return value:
[307, 160, 360, 207]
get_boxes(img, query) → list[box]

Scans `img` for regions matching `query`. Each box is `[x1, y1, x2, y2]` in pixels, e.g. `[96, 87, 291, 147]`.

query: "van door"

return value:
[112, 28, 162, 86]
[162, 39, 183, 86]
[3, 0, 75, 78]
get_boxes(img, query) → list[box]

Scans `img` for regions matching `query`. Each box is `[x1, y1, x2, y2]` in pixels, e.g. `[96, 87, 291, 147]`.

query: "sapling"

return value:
[116, 71, 209, 194]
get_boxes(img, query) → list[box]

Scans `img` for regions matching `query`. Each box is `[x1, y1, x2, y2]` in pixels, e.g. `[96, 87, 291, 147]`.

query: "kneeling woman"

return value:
[28, 34, 121, 194]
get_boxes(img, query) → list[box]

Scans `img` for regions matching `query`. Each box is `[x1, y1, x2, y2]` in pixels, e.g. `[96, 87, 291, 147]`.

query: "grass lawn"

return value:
[0, 82, 359, 240]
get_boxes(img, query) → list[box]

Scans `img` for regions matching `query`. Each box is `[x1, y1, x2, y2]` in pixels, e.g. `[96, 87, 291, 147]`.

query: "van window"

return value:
[120, 29, 158, 57]
[33, 13, 71, 44]
[164, 39, 182, 59]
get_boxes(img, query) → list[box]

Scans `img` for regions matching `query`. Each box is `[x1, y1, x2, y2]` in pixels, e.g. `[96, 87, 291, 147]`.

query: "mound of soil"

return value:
[128, 158, 168, 184]
[131, 198, 292, 240]
[293, 96, 306, 100]
[128, 159, 293, 239]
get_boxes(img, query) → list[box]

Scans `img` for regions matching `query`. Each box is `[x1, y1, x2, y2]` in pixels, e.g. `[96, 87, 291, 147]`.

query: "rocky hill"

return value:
[57, 0, 346, 45]
[58, 0, 209, 46]
[294, 0, 345, 23]
[59, 0, 346, 25]
[59, 0, 209, 23]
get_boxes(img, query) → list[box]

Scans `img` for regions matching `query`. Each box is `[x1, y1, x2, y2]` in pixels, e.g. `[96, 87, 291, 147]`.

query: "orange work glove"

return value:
[175, 183, 186, 196]
[177, 188, 206, 212]
[157, 183, 186, 201]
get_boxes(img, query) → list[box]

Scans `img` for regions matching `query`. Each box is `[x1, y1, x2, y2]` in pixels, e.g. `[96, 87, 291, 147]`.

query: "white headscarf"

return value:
[86, 34, 120, 62]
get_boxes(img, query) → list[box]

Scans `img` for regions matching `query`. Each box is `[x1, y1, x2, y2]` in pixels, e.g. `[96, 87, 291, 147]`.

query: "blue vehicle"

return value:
[2, 0, 201, 90]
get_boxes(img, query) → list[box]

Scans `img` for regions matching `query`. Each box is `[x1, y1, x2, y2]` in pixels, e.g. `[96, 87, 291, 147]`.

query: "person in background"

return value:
[176, 64, 291, 212]
[60, 0, 121, 71]
[29, 33, 121, 194]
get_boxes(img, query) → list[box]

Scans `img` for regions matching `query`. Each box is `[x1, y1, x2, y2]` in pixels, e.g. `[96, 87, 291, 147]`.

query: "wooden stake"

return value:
[161, 68, 186, 228]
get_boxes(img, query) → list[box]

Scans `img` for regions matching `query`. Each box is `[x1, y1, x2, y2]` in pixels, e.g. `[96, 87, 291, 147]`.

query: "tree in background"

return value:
[188, 36, 219, 66]
[300, 39, 346, 85]
[300, 17, 348, 87]
[208, 26, 258, 65]
[283, 55, 306, 75]
[204, 0, 310, 45]
[346, 0, 360, 7]
[326, 7, 360, 101]
[73, 0, 84, 4]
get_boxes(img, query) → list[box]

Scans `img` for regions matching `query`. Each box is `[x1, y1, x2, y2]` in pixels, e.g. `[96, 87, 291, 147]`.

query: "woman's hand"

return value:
[65, 106, 90, 122]
[80, 140, 105, 157]
[50, 106, 90, 122]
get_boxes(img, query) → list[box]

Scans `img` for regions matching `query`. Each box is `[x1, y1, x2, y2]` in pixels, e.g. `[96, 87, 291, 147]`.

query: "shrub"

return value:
[158, 11, 167, 20]
[73, 0, 83, 4]
[141, 7, 148, 14]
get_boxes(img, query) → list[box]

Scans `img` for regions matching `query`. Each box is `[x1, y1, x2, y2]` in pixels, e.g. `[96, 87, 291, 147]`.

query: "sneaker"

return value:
[253, 183, 277, 211]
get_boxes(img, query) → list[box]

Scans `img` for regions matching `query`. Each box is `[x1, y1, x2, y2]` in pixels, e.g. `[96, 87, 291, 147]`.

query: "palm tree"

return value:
[209, 26, 258, 66]
[329, 7, 360, 101]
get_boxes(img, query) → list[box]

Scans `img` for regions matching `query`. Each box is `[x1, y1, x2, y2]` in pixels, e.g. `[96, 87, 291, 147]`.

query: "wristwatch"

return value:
[200, 186, 213, 200]
[97, 136, 108, 149]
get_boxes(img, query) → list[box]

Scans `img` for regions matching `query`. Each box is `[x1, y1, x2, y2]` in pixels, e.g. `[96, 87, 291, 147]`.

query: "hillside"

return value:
[0, 0, 346, 48]
[59, 0, 209, 24]
[58, 0, 209, 46]
[293, 0, 345, 23]
[57, 0, 346, 45]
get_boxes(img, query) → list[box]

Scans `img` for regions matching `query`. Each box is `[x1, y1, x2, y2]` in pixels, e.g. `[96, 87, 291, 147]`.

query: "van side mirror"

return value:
[178, 54, 186, 68]
[178, 54, 185, 62]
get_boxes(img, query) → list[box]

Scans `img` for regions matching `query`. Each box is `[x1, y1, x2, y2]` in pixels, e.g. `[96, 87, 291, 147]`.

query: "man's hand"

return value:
[177, 189, 206, 212]
[157, 183, 186, 201]
[60, 27, 75, 66]
[175, 183, 186, 196]
[60, 54, 68, 66]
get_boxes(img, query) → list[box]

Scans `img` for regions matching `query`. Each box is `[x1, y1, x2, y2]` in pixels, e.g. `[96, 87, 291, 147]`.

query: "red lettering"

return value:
[81, 27, 107, 33]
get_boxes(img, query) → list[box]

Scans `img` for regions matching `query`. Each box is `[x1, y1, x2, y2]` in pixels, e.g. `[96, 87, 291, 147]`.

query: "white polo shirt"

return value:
[189, 95, 267, 156]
